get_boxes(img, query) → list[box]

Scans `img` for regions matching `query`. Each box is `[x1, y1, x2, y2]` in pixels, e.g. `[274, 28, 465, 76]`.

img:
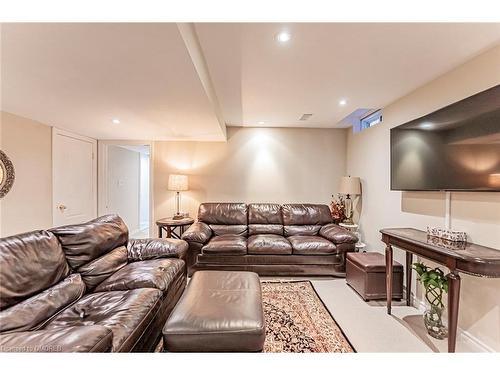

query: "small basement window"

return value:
[360, 109, 383, 130]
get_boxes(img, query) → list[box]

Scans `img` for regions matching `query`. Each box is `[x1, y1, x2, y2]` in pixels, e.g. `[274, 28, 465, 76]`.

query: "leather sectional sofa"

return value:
[182, 203, 358, 276]
[0, 215, 187, 352]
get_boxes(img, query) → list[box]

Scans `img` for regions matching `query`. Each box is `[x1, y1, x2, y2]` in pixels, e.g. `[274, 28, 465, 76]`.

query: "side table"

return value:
[156, 217, 194, 239]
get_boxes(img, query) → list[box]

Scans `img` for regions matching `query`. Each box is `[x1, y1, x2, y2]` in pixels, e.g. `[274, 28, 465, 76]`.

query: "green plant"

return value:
[412, 262, 449, 308]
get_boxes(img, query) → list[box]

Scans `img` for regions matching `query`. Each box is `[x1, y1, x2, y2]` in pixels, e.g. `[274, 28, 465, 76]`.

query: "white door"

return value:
[52, 128, 97, 226]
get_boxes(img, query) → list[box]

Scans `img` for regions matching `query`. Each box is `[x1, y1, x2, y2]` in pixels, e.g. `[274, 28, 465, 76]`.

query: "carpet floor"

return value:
[261, 280, 354, 353]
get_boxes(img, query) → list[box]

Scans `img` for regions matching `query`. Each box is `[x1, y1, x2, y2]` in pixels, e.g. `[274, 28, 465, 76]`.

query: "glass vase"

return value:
[423, 303, 448, 340]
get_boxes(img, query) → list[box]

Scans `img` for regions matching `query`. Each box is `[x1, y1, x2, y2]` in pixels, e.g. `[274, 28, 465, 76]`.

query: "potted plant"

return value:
[412, 262, 449, 339]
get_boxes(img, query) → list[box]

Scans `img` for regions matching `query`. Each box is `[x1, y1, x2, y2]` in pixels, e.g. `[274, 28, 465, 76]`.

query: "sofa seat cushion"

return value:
[0, 326, 113, 353]
[288, 235, 336, 255]
[247, 235, 292, 255]
[284, 225, 322, 237]
[94, 258, 185, 293]
[0, 273, 85, 333]
[202, 235, 247, 255]
[45, 288, 162, 352]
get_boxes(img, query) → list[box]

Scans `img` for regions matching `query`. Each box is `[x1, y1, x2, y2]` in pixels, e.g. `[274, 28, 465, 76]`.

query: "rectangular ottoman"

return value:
[346, 252, 403, 301]
[163, 270, 266, 352]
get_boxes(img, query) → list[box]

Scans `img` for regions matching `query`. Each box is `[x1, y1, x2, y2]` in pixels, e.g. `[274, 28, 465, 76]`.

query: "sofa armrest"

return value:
[0, 326, 113, 353]
[181, 222, 212, 244]
[319, 224, 358, 245]
[127, 238, 188, 262]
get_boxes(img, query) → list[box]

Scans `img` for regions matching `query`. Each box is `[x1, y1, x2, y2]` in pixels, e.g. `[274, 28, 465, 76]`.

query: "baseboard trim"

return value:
[406, 288, 494, 352]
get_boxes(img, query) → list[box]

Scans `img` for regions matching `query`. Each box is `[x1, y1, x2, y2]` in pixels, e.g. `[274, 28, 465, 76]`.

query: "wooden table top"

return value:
[380, 228, 500, 277]
[156, 217, 194, 226]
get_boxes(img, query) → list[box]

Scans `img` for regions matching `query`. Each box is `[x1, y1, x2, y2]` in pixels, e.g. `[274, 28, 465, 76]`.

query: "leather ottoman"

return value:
[346, 252, 403, 301]
[162, 270, 265, 352]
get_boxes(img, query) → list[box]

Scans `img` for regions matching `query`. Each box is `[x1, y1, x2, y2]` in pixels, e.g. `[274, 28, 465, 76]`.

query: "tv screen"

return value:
[391, 85, 500, 191]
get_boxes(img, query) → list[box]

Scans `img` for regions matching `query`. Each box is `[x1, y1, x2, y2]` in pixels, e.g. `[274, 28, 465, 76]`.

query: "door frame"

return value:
[52, 127, 97, 226]
[97, 140, 154, 238]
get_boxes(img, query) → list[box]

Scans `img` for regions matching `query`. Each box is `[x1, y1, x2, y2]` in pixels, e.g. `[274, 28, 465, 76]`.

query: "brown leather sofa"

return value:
[0, 215, 187, 352]
[182, 203, 358, 276]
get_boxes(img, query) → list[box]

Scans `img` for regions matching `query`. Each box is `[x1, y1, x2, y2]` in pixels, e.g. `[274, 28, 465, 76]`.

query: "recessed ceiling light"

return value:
[339, 99, 347, 106]
[420, 122, 433, 129]
[112, 118, 120, 124]
[258, 121, 265, 125]
[276, 32, 291, 43]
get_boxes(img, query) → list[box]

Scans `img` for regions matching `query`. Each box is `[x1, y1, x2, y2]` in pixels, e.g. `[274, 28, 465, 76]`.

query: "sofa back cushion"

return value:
[248, 203, 283, 235]
[0, 273, 85, 333]
[0, 230, 70, 310]
[282, 204, 332, 225]
[282, 204, 332, 237]
[198, 203, 248, 237]
[209, 225, 247, 236]
[76, 246, 128, 290]
[198, 203, 247, 225]
[50, 214, 128, 270]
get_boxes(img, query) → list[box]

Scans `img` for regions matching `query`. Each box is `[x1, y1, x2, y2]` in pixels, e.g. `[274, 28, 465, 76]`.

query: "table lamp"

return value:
[339, 176, 361, 224]
[168, 174, 189, 220]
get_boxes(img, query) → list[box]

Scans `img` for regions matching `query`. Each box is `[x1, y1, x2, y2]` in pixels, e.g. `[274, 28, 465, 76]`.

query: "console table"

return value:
[380, 228, 500, 353]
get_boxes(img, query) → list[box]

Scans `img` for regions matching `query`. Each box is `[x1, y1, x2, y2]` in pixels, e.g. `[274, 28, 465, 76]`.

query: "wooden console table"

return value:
[380, 228, 500, 353]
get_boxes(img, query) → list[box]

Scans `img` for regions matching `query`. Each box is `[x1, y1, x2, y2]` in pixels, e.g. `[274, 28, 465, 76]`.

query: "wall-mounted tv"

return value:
[390, 85, 500, 192]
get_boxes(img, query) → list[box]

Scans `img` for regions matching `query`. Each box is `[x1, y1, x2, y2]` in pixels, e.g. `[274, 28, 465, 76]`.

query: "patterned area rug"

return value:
[262, 281, 354, 353]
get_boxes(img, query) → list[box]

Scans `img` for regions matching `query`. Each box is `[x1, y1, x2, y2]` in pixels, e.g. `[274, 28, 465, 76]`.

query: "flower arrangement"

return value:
[329, 194, 346, 224]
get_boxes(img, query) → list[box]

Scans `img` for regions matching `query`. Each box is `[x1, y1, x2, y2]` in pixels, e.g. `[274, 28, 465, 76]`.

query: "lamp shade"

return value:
[339, 176, 361, 195]
[168, 174, 188, 191]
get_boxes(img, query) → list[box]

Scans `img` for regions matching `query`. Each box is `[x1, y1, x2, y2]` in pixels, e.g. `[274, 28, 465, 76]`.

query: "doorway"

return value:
[98, 141, 152, 238]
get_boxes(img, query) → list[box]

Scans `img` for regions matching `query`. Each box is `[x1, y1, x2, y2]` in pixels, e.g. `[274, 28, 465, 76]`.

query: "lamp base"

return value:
[342, 218, 355, 225]
[172, 214, 184, 220]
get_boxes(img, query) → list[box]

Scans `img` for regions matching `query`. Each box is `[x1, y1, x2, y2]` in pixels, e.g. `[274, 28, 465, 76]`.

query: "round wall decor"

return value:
[0, 150, 15, 198]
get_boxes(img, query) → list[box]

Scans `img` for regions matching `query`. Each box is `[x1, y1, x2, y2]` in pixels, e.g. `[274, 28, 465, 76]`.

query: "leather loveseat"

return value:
[0, 214, 187, 352]
[182, 203, 358, 276]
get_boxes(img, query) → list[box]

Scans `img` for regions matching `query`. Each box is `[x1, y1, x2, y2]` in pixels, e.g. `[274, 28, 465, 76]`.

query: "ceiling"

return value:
[1, 23, 499, 140]
[1, 23, 226, 141]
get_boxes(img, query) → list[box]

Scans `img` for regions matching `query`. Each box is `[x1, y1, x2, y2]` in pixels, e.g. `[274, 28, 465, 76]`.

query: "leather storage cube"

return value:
[346, 252, 403, 301]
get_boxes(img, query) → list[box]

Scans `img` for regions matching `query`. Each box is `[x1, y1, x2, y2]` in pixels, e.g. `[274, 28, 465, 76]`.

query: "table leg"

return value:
[447, 271, 461, 353]
[166, 226, 172, 239]
[385, 244, 393, 315]
[406, 252, 413, 306]
[158, 226, 162, 238]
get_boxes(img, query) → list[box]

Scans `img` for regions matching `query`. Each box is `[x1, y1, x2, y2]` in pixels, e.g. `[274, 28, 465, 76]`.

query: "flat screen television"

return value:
[390, 84, 500, 191]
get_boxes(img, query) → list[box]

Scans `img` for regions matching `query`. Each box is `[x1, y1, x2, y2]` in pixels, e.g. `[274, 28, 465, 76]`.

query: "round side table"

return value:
[156, 217, 194, 239]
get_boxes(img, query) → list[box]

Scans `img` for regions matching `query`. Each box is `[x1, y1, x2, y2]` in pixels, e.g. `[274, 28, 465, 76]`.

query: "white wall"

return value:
[0, 111, 53, 236]
[346, 45, 500, 351]
[154, 126, 348, 219]
[107, 145, 141, 233]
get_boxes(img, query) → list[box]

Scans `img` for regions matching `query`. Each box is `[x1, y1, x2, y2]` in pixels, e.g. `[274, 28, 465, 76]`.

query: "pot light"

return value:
[420, 122, 433, 129]
[112, 118, 120, 124]
[339, 99, 347, 106]
[258, 121, 265, 125]
[276, 32, 291, 43]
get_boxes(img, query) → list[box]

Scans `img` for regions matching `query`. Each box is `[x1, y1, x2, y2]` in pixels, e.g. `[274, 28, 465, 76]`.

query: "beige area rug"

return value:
[262, 281, 354, 353]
